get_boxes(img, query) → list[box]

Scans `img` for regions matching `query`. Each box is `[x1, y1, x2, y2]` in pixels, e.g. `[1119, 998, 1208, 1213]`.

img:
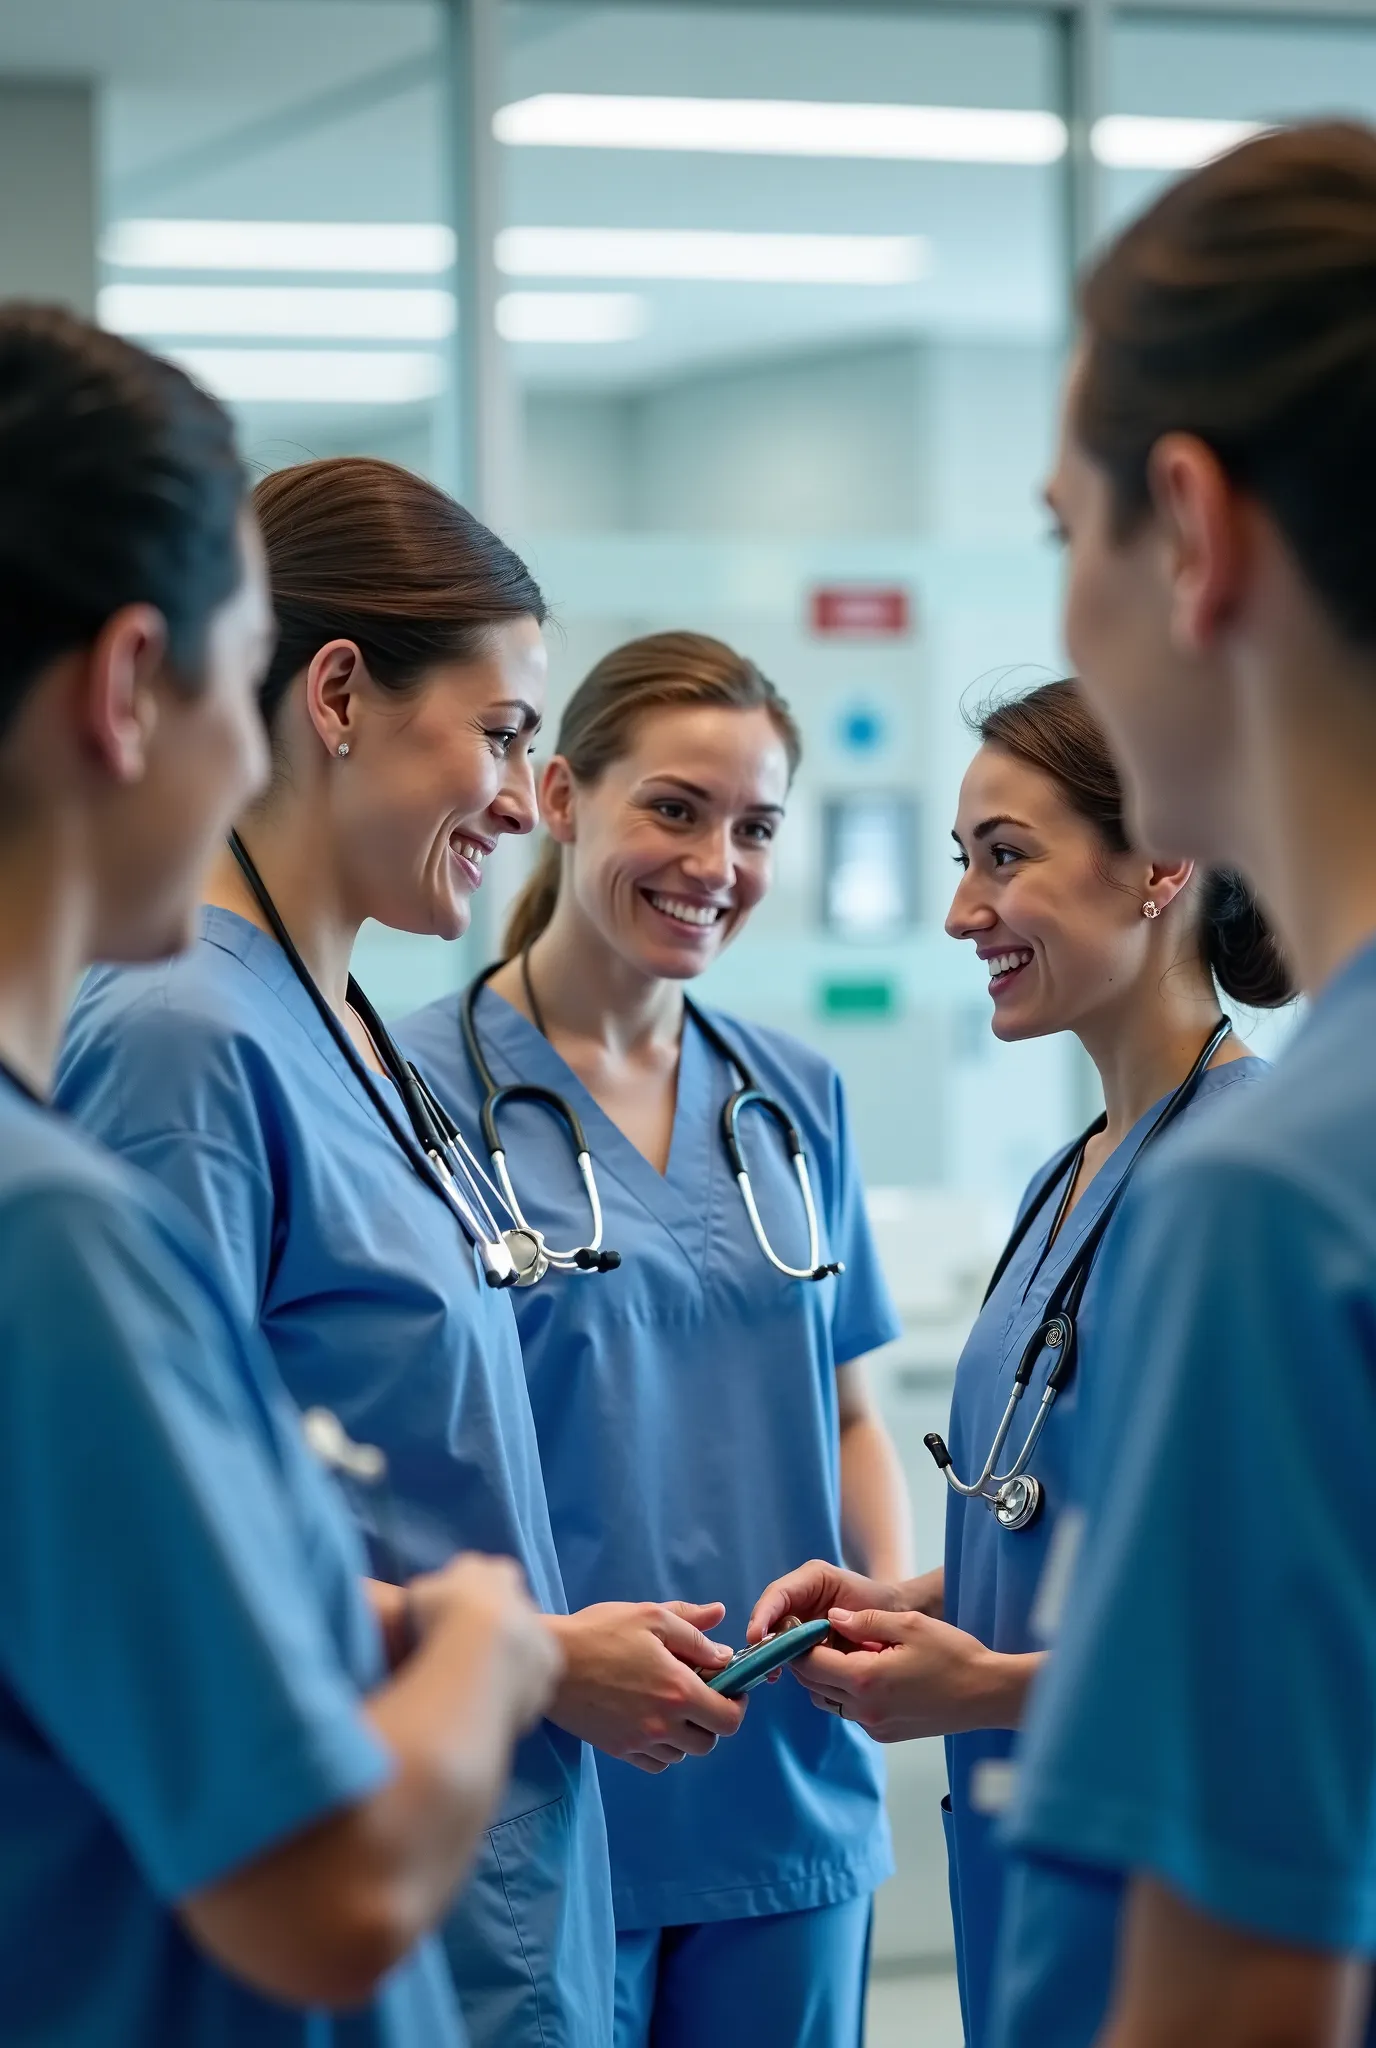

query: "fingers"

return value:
[828, 1606, 913, 1648]
[747, 1561, 834, 1643]
[793, 1644, 862, 1693]
[680, 1682, 749, 1739]
[655, 1606, 733, 1671]
[663, 1600, 727, 1631]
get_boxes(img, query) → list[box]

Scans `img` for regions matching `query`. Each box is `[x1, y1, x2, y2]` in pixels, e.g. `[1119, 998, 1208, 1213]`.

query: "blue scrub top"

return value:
[398, 983, 900, 1932]
[944, 1058, 1263, 2048]
[994, 949, 1376, 2048]
[57, 910, 614, 2048]
[0, 1073, 461, 2046]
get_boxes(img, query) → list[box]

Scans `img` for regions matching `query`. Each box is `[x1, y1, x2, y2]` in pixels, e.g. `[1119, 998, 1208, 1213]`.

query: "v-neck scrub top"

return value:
[942, 1058, 1264, 2048]
[57, 909, 614, 2048]
[993, 951, 1376, 2048]
[0, 1074, 462, 2047]
[398, 984, 901, 1932]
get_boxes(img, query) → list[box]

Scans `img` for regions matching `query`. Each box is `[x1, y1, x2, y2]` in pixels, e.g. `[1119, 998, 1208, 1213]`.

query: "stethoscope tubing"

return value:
[226, 832, 520, 1287]
[926, 1017, 1233, 1526]
[462, 963, 843, 1286]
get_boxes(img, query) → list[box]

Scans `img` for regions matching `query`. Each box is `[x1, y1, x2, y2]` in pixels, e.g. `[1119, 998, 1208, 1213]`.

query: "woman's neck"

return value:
[206, 797, 360, 1018]
[1077, 972, 1228, 1153]
[0, 825, 91, 1097]
[517, 905, 682, 1058]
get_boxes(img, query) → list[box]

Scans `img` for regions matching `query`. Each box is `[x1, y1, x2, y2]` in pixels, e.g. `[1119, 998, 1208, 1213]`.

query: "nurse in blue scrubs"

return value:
[990, 122, 1376, 2047]
[752, 676, 1290, 2047]
[399, 631, 912, 2048]
[0, 308, 557, 2044]
[59, 459, 744, 2048]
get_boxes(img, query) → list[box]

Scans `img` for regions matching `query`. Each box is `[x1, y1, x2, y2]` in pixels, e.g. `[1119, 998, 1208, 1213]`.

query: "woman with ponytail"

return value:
[57, 461, 748, 2048]
[400, 631, 910, 2048]
[753, 674, 1289, 2048]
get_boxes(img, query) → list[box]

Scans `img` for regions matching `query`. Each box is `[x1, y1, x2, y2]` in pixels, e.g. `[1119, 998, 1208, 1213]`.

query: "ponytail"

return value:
[503, 840, 562, 958]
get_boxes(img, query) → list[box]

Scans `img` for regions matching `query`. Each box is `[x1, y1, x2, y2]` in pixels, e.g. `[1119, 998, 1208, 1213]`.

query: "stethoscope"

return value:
[461, 955, 844, 1285]
[924, 1017, 1233, 1533]
[228, 831, 551, 1290]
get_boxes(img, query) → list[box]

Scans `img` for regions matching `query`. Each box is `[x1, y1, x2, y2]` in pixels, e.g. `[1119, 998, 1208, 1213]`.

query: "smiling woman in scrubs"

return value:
[983, 121, 1376, 2048]
[752, 676, 1291, 2048]
[398, 631, 911, 2048]
[0, 308, 560, 2044]
[57, 460, 744, 2048]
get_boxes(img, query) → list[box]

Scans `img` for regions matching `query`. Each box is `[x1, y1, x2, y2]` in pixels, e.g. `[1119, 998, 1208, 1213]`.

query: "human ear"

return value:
[1143, 855, 1196, 917]
[85, 604, 168, 783]
[303, 640, 364, 758]
[1147, 434, 1243, 655]
[539, 756, 577, 846]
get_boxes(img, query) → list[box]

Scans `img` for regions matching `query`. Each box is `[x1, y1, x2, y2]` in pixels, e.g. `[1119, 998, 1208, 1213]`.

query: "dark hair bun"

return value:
[1203, 869, 1294, 1009]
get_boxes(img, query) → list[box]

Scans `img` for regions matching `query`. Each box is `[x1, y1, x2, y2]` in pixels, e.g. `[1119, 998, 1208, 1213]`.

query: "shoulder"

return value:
[0, 1121, 236, 1339]
[60, 936, 296, 1127]
[692, 1005, 842, 1112]
[1138, 1037, 1374, 1237]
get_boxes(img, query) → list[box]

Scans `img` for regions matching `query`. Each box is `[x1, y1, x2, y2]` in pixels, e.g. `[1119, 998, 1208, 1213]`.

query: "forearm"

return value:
[360, 1602, 527, 1917]
[839, 1414, 913, 1583]
[897, 1565, 945, 1619]
[959, 1646, 1042, 1732]
[180, 1608, 526, 2008]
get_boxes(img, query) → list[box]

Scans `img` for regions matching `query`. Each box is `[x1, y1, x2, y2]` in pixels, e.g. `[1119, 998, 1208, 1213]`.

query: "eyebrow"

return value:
[491, 697, 542, 732]
[950, 814, 1036, 847]
[646, 773, 785, 816]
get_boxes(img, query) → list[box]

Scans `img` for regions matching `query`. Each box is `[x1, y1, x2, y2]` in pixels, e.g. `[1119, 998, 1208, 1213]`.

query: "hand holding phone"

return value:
[705, 1616, 833, 1697]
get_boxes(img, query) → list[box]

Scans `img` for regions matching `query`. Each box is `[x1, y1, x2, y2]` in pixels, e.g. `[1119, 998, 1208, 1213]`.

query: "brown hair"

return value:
[1076, 120, 1376, 646]
[502, 630, 802, 958]
[251, 455, 545, 730]
[0, 304, 243, 738]
[977, 679, 1293, 1009]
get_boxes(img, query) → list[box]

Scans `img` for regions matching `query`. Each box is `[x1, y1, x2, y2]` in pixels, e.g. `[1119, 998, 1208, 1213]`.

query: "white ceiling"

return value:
[3, 0, 1375, 413]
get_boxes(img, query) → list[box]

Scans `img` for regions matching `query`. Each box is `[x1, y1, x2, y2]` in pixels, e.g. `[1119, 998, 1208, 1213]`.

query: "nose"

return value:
[944, 862, 997, 942]
[491, 748, 539, 837]
[680, 820, 735, 893]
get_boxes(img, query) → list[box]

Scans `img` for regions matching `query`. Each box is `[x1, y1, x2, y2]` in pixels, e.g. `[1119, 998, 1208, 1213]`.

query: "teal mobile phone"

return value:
[706, 1618, 832, 1698]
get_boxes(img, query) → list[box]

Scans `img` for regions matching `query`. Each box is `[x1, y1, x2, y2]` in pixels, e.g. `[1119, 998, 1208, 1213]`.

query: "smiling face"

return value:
[946, 740, 1160, 1042]
[546, 702, 791, 981]
[1047, 353, 1240, 867]
[331, 615, 547, 938]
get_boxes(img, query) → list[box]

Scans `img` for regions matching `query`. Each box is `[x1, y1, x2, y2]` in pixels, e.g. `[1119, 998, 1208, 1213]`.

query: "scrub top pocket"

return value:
[447, 1795, 597, 2048]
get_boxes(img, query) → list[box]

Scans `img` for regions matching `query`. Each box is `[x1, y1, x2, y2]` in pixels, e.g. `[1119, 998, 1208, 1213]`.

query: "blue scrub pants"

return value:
[614, 1898, 873, 2048]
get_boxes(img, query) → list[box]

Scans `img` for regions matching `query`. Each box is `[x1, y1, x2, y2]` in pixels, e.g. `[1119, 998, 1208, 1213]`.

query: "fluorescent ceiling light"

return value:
[495, 226, 928, 285]
[99, 283, 455, 341]
[495, 94, 1067, 166]
[168, 348, 443, 405]
[495, 292, 647, 343]
[1091, 115, 1265, 169]
[102, 219, 455, 273]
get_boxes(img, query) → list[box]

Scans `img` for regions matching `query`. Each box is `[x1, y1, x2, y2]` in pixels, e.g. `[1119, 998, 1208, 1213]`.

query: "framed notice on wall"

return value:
[821, 792, 919, 940]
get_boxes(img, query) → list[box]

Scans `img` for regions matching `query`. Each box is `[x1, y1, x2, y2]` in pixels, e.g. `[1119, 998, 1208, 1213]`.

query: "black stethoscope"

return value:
[228, 831, 547, 1290]
[924, 1017, 1233, 1533]
[461, 955, 844, 1285]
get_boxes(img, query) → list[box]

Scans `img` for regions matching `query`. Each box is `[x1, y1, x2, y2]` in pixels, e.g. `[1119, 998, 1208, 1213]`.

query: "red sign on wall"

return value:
[809, 585, 912, 639]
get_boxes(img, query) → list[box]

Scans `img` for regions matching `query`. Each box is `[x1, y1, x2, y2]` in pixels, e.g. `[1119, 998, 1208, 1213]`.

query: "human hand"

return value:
[792, 1606, 1033, 1742]
[747, 1560, 905, 1646]
[547, 1601, 746, 1772]
[406, 1553, 564, 1733]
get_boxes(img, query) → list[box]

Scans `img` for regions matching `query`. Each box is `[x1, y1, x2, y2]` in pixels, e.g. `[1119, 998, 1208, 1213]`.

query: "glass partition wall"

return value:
[91, 0, 1376, 1989]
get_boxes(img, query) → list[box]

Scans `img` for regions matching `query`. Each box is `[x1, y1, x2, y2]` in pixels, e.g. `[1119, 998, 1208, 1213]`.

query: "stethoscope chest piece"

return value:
[504, 1226, 549, 1288]
[993, 1474, 1043, 1532]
